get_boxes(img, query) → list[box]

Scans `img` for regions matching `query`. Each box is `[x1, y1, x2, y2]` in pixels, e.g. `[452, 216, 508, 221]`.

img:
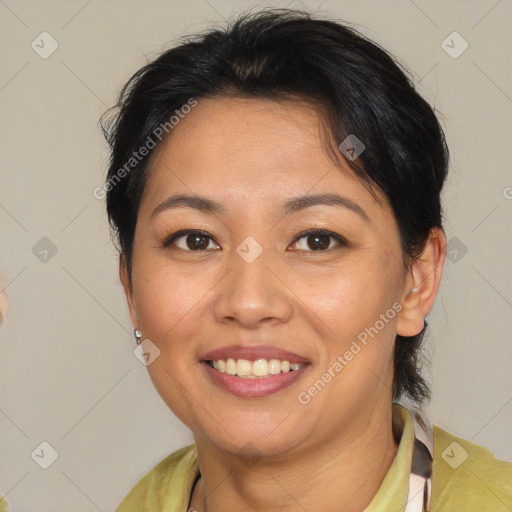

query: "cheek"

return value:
[295, 257, 401, 341]
[293, 256, 402, 397]
[131, 261, 211, 425]
[132, 261, 210, 350]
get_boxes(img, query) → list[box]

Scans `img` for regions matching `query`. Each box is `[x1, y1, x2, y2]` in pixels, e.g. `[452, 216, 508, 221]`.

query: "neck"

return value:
[189, 402, 399, 512]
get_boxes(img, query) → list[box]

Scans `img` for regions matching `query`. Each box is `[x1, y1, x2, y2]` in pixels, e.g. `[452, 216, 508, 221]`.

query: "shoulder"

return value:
[115, 444, 199, 512]
[432, 424, 512, 511]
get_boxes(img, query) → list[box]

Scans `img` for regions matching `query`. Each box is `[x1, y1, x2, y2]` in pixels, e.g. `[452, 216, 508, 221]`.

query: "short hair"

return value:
[101, 8, 449, 405]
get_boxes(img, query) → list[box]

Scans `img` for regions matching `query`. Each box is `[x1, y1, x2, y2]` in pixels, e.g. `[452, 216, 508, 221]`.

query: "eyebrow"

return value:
[150, 192, 369, 222]
[282, 193, 369, 221]
[151, 193, 226, 219]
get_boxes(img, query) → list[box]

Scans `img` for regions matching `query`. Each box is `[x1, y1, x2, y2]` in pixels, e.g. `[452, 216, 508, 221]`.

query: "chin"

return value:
[194, 415, 307, 459]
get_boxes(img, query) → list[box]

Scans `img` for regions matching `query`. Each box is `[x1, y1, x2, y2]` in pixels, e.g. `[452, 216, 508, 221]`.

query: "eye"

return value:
[162, 230, 220, 251]
[162, 228, 348, 253]
[290, 229, 348, 252]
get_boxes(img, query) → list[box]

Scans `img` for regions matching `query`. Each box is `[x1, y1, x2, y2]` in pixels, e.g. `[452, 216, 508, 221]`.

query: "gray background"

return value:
[0, 0, 511, 510]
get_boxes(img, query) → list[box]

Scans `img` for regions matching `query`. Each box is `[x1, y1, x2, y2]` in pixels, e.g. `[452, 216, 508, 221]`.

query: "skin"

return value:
[120, 96, 446, 512]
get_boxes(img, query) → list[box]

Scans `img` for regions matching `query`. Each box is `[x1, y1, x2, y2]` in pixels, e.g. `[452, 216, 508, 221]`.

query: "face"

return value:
[122, 97, 415, 458]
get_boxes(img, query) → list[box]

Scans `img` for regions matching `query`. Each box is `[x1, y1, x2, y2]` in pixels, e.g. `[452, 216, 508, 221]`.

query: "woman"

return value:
[101, 8, 512, 512]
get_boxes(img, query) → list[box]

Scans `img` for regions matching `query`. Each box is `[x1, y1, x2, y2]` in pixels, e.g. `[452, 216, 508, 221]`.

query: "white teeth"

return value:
[236, 359, 252, 377]
[207, 358, 305, 378]
[226, 358, 237, 375]
[252, 359, 269, 377]
[268, 359, 281, 374]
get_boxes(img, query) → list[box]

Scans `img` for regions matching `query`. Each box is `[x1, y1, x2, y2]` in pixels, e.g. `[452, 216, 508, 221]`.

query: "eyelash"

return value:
[161, 228, 349, 253]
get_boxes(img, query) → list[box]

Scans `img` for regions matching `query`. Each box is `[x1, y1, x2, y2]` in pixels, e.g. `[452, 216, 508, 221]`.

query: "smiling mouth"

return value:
[204, 358, 307, 379]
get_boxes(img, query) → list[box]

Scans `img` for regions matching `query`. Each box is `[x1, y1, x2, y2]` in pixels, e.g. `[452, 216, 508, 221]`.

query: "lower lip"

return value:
[201, 361, 310, 398]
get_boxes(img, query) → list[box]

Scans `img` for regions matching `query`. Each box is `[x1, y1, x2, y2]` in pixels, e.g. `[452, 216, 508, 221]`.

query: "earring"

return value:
[411, 287, 419, 294]
[134, 329, 142, 345]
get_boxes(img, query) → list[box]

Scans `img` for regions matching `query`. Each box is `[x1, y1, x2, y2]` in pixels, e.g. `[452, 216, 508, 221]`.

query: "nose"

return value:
[211, 241, 293, 329]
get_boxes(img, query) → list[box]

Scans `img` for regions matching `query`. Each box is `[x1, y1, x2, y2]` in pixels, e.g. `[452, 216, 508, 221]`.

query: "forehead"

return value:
[151, 96, 332, 174]
[140, 96, 386, 216]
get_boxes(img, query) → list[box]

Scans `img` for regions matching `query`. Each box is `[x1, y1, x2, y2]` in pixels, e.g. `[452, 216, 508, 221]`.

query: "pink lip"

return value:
[201, 344, 309, 364]
[201, 361, 310, 398]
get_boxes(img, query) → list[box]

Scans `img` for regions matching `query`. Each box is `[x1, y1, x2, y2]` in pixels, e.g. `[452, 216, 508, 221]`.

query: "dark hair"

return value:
[101, 8, 449, 405]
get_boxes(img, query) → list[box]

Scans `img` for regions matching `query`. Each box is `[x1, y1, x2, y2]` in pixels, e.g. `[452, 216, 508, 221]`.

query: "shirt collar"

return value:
[363, 403, 416, 512]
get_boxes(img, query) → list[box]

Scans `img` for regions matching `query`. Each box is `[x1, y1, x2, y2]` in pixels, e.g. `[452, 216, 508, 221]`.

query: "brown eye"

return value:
[291, 230, 348, 252]
[183, 233, 211, 250]
[164, 230, 220, 251]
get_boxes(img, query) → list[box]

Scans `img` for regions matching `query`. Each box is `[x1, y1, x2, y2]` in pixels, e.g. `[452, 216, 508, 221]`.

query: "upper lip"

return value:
[201, 345, 309, 364]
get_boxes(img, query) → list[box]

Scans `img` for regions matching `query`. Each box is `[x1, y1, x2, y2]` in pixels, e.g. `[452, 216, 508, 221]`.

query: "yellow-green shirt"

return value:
[114, 405, 512, 511]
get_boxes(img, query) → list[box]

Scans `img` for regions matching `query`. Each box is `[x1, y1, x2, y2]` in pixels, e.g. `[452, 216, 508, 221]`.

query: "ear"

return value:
[119, 254, 138, 330]
[396, 227, 447, 337]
